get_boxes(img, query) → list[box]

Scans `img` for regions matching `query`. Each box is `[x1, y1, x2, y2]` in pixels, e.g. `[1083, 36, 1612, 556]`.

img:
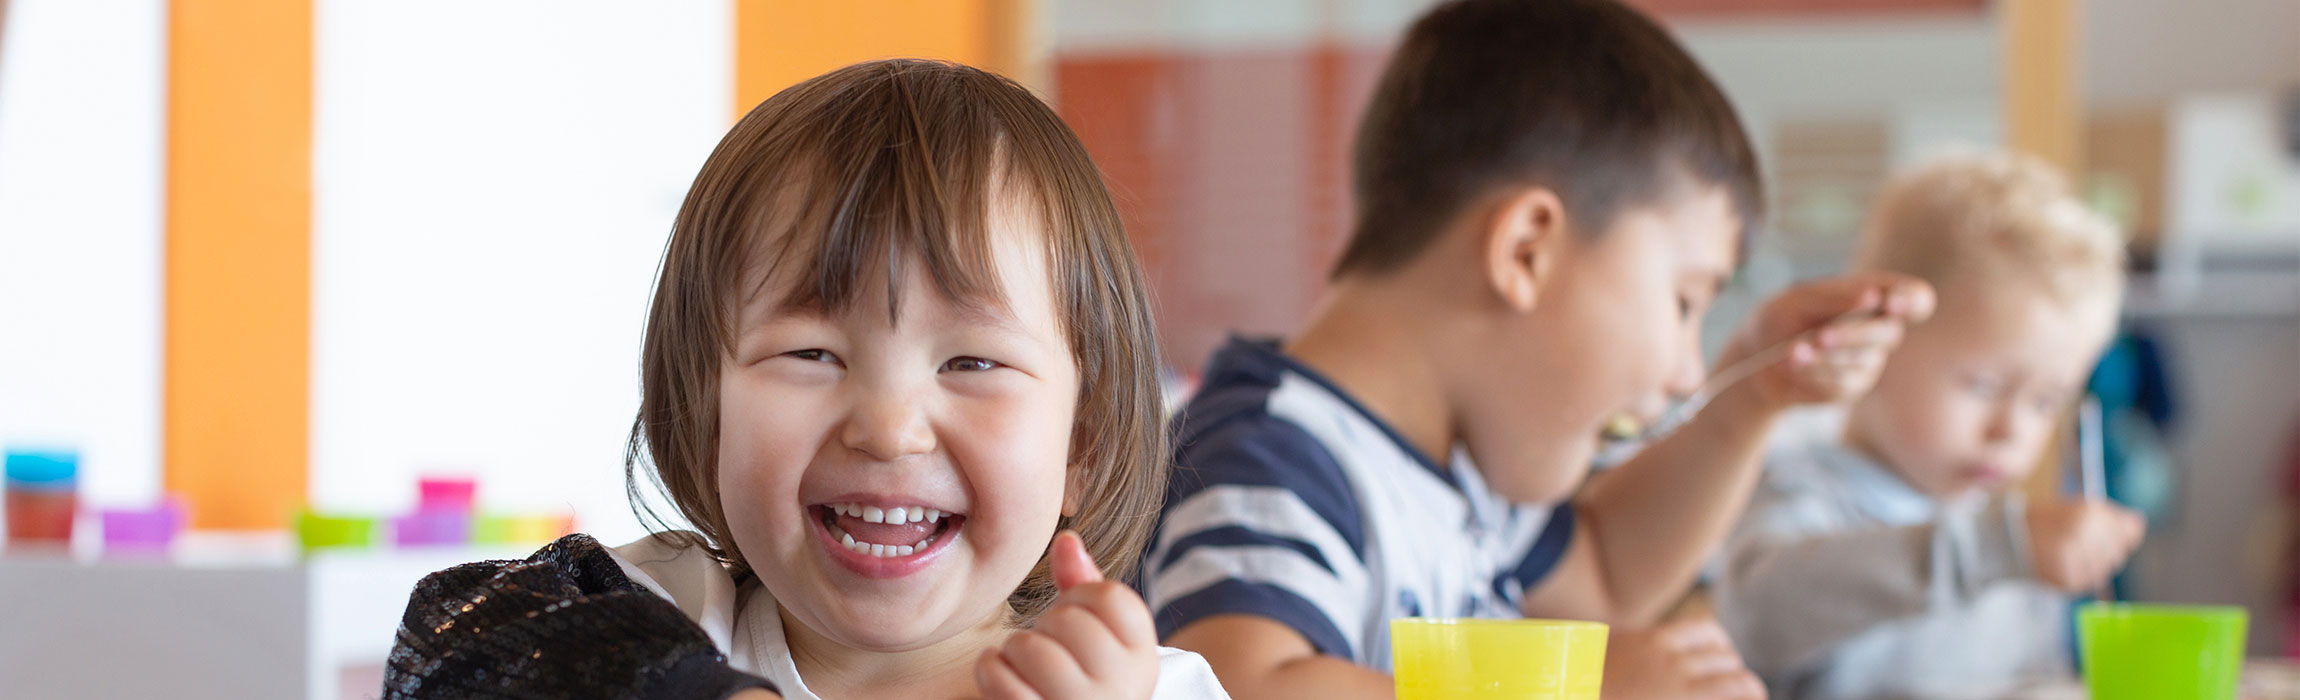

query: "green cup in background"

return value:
[2078, 602, 2247, 700]
[295, 511, 378, 553]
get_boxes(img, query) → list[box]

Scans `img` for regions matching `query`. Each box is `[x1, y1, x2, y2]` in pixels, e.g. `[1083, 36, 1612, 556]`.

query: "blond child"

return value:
[385, 60, 1229, 700]
[1713, 151, 2146, 700]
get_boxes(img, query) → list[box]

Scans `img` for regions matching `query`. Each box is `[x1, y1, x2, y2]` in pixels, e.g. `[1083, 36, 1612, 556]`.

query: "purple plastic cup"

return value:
[101, 497, 185, 554]
[393, 508, 472, 547]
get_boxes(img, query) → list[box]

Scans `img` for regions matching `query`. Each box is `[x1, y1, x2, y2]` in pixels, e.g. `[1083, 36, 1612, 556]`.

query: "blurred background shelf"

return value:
[0, 542, 538, 700]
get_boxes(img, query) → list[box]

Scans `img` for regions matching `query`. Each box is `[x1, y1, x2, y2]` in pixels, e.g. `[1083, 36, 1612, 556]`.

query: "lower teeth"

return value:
[832, 524, 937, 558]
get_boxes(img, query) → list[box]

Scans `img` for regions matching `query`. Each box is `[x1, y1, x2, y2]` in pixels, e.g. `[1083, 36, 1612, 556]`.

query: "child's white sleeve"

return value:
[1710, 489, 2033, 676]
[1150, 646, 1236, 699]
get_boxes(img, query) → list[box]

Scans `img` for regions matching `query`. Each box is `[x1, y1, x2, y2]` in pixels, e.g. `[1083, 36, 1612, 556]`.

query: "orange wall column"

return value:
[2001, 0, 2085, 502]
[733, 0, 1031, 119]
[2002, 0, 2083, 173]
[165, 0, 312, 530]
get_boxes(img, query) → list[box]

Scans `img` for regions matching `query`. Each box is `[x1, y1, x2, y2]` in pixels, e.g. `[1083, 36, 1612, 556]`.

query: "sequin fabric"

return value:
[383, 533, 778, 699]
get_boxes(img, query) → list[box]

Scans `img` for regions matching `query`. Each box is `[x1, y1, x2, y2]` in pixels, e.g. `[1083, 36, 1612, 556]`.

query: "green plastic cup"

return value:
[295, 511, 378, 553]
[1390, 618, 1608, 700]
[2078, 603, 2247, 700]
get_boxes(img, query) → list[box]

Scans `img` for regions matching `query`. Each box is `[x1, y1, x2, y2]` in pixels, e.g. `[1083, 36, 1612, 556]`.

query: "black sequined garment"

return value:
[384, 533, 778, 700]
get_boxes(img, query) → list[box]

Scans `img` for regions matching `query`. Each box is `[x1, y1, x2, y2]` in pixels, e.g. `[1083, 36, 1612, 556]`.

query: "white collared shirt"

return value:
[607, 534, 1233, 700]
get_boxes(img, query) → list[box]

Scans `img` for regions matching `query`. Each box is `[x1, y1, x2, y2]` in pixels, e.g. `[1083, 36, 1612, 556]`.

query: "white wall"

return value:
[309, 0, 732, 544]
[1676, 0, 2300, 127]
[2085, 0, 2300, 108]
[1052, 0, 1436, 54]
[1676, 13, 2000, 127]
[0, 0, 736, 545]
[0, 0, 167, 509]
[2128, 307, 2300, 654]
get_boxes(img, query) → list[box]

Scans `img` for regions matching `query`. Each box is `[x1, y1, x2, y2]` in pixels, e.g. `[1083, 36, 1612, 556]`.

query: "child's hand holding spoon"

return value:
[1607, 272, 1936, 443]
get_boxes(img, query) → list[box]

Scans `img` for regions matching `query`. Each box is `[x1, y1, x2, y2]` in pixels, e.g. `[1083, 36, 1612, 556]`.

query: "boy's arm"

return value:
[1165, 616, 1396, 700]
[1147, 414, 1391, 699]
[1520, 273, 1934, 626]
[1710, 492, 2033, 674]
[1518, 386, 1778, 626]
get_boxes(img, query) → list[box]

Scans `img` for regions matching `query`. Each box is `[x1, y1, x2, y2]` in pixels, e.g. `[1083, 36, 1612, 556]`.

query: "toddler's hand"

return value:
[2025, 499, 2145, 592]
[978, 531, 1159, 700]
[1600, 616, 1766, 700]
[1721, 272, 1934, 411]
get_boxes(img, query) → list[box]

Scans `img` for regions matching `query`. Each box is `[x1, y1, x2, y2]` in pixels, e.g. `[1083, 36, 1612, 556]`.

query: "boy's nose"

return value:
[1664, 338, 1708, 399]
[840, 389, 936, 461]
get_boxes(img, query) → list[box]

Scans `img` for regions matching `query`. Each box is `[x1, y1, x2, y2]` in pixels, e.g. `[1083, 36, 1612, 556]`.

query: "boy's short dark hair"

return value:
[1335, 0, 1763, 278]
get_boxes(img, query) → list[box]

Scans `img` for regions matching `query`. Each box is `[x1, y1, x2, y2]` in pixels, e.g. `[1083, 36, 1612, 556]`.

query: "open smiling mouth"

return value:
[812, 503, 965, 563]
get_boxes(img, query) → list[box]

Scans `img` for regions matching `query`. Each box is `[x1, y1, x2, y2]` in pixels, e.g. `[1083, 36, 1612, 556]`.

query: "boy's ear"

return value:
[1482, 187, 1567, 313]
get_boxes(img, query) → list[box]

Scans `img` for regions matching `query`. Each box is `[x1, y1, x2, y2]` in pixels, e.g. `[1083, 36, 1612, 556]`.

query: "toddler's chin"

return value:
[805, 601, 964, 651]
[794, 583, 1016, 654]
[1929, 478, 1992, 502]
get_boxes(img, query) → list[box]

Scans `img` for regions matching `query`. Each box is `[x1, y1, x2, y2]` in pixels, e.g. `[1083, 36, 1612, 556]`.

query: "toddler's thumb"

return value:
[1050, 530, 1103, 591]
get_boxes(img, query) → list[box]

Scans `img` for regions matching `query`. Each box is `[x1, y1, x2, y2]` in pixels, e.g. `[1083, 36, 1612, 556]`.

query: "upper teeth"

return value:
[832, 503, 943, 524]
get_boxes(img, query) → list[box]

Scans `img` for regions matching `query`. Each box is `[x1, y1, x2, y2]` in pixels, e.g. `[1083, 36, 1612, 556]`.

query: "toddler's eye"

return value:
[787, 349, 842, 366]
[942, 357, 999, 373]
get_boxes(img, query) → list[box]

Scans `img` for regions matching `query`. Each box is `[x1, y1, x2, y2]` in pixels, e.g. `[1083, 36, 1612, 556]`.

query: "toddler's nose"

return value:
[842, 388, 936, 461]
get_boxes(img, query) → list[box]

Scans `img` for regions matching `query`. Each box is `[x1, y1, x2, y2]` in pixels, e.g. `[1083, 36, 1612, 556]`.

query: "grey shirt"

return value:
[1713, 418, 2073, 700]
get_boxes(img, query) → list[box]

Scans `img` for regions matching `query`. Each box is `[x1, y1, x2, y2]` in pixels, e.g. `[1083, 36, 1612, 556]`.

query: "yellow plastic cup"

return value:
[472, 512, 576, 545]
[1391, 618, 1608, 700]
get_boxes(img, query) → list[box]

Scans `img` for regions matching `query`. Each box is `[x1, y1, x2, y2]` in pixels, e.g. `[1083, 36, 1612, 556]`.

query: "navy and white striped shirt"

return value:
[1141, 337, 1576, 672]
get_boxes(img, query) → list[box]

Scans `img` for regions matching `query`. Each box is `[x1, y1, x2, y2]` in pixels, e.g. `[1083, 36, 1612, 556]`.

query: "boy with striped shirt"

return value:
[1138, 1, 1934, 698]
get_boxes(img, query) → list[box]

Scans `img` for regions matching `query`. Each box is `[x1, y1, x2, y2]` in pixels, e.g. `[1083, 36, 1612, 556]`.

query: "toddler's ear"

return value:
[1483, 186, 1567, 313]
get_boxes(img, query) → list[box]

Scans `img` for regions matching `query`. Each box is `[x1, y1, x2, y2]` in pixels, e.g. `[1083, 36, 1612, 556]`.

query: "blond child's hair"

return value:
[1854, 150, 2126, 307]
